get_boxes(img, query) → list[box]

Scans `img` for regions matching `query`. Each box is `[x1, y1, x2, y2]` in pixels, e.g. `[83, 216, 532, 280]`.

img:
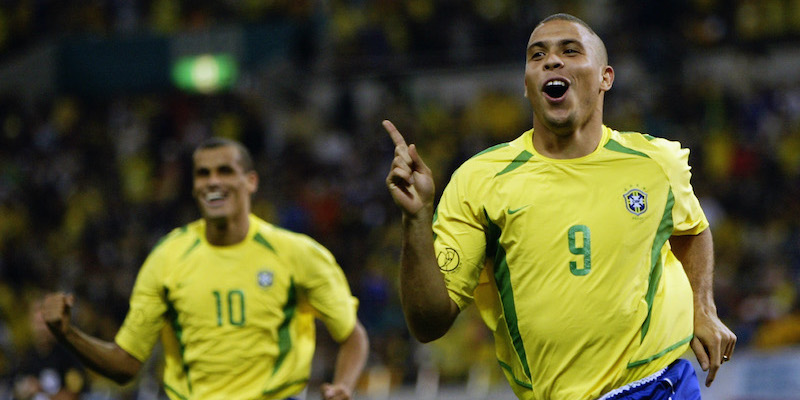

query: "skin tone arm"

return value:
[670, 228, 737, 387]
[43, 295, 367, 399]
[321, 320, 369, 400]
[40, 292, 143, 384]
[383, 120, 460, 343]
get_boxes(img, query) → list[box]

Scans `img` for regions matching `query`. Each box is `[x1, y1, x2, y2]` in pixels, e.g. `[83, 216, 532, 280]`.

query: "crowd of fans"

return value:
[1, 0, 799, 399]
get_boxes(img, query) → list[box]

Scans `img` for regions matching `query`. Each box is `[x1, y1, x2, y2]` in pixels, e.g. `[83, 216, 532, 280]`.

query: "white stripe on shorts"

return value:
[596, 365, 669, 400]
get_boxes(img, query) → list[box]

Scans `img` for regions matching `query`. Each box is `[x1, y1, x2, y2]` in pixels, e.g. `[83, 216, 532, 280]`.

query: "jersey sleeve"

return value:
[432, 167, 489, 310]
[115, 247, 168, 362]
[296, 238, 358, 343]
[653, 138, 709, 235]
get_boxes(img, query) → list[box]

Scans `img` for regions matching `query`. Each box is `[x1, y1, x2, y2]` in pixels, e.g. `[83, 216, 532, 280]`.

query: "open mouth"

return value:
[542, 79, 569, 100]
[204, 191, 227, 207]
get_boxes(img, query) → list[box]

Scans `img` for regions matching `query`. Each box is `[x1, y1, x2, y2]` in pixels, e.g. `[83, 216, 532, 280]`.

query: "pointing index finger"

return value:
[383, 120, 407, 147]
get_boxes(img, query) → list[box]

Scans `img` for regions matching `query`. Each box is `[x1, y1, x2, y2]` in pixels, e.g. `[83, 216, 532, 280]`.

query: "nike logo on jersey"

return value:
[507, 205, 530, 214]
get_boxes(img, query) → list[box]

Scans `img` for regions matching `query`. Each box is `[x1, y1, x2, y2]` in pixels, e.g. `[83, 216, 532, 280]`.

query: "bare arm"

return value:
[321, 320, 369, 400]
[400, 208, 460, 342]
[383, 120, 460, 342]
[670, 229, 736, 387]
[41, 292, 142, 384]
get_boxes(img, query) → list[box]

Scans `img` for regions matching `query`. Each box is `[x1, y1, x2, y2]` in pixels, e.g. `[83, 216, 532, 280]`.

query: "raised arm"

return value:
[383, 120, 459, 342]
[669, 229, 736, 387]
[321, 319, 369, 400]
[41, 292, 142, 384]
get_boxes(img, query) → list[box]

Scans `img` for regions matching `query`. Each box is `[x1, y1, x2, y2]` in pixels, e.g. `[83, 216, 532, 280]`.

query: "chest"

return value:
[488, 158, 669, 230]
[161, 244, 297, 328]
[480, 159, 673, 277]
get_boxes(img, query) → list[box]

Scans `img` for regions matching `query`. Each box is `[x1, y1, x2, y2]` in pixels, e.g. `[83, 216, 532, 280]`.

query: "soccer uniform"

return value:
[115, 214, 359, 400]
[598, 359, 700, 400]
[433, 126, 707, 400]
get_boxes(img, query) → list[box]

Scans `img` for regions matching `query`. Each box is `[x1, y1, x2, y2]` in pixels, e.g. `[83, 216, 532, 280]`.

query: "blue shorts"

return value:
[598, 359, 701, 400]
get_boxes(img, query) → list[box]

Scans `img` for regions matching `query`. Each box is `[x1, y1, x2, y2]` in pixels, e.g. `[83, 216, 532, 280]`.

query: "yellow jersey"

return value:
[115, 214, 358, 400]
[432, 126, 707, 400]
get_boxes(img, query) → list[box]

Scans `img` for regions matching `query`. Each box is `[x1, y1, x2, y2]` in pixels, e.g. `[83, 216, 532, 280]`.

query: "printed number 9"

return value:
[568, 225, 591, 276]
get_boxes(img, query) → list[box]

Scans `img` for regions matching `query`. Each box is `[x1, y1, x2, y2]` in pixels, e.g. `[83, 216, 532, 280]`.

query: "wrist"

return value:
[694, 301, 718, 317]
[56, 323, 79, 344]
[402, 205, 434, 225]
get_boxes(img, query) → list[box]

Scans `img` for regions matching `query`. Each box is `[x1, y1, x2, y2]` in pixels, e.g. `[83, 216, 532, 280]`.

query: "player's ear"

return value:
[524, 79, 528, 98]
[247, 171, 258, 194]
[600, 65, 614, 92]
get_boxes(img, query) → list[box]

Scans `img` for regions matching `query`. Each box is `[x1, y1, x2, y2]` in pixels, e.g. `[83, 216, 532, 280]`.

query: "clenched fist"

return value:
[40, 292, 75, 338]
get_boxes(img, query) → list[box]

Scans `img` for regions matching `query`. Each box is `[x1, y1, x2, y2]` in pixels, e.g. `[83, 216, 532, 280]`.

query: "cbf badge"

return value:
[257, 270, 274, 288]
[624, 188, 648, 216]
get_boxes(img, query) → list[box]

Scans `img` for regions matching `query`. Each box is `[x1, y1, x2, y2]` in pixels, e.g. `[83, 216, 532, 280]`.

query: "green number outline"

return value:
[213, 289, 246, 326]
[568, 225, 591, 276]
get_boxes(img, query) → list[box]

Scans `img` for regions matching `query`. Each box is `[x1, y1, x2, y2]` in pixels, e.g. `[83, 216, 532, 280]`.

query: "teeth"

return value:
[546, 80, 567, 87]
[206, 192, 224, 201]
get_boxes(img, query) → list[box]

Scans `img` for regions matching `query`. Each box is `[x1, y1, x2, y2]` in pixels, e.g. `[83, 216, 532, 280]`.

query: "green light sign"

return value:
[172, 54, 238, 93]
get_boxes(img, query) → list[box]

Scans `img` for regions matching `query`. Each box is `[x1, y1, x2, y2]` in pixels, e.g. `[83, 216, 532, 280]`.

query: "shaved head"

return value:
[536, 13, 608, 66]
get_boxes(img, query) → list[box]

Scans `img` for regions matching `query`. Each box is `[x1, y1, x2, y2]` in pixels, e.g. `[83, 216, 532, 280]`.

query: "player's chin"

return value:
[200, 206, 230, 222]
[541, 113, 576, 132]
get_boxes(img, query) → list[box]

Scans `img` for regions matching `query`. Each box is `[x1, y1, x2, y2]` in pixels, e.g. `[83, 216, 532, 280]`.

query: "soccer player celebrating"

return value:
[43, 137, 369, 400]
[384, 13, 735, 400]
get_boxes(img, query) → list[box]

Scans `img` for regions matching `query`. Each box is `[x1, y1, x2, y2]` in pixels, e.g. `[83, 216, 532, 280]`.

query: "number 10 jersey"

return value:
[115, 214, 358, 400]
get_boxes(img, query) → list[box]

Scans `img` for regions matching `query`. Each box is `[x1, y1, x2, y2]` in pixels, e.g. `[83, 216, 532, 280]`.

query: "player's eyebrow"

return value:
[528, 38, 583, 52]
[194, 166, 210, 175]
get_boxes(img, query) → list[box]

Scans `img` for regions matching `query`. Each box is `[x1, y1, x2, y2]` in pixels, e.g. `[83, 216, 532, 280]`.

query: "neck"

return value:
[532, 114, 604, 159]
[205, 214, 250, 246]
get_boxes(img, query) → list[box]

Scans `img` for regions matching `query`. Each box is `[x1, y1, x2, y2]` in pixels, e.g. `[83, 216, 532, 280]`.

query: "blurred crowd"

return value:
[1, 0, 800, 399]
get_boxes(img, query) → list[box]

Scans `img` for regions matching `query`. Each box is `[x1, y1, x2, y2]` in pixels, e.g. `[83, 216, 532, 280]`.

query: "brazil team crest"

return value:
[623, 188, 648, 216]
[257, 270, 274, 288]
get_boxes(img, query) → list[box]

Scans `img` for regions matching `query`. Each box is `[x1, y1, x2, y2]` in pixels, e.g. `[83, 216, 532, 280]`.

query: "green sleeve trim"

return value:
[485, 211, 532, 380]
[604, 139, 651, 159]
[627, 334, 693, 368]
[432, 206, 439, 241]
[472, 142, 510, 159]
[640, 190, 675, 341]
[152, 225, 189, 252]
[152, 236, 169, 251]
[164, 288, 192, 393]
[163, 383, 189, 400]
[495, 150, 533, 177]
[180, 239, 201, 260]
[619, 131, 656, 141]
[497, 360, 533, 390]
[253, 232, 277, 253]
[262, 378, 309, 396]
[272, 279, 297, 375]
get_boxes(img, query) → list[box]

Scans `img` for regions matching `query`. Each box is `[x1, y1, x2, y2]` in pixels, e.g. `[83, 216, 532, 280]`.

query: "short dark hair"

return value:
[537, 13, 608, 65]
[538, 13, 599, 37]
[194, 137, 255, 172]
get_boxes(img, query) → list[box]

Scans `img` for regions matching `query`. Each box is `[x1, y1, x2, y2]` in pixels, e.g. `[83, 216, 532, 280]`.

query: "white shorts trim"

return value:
[596, 365, 669, 400]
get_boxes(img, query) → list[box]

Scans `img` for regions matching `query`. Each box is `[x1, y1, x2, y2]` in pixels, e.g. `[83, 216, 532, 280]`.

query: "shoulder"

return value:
[453, 130, 532, 181]
[605, 128, 691, 168]
[149, 219, 204, 256]
[250, 215, 333, 258]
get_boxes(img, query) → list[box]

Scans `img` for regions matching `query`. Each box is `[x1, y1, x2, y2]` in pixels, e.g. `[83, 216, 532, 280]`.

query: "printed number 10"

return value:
[568, 225, 591, 276]
[213, 290, 246, 326]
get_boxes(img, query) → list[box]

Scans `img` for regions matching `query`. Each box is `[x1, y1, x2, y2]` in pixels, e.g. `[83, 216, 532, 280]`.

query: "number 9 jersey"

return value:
[432, 126, 708, 400]
[115, 214, 359, 400]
